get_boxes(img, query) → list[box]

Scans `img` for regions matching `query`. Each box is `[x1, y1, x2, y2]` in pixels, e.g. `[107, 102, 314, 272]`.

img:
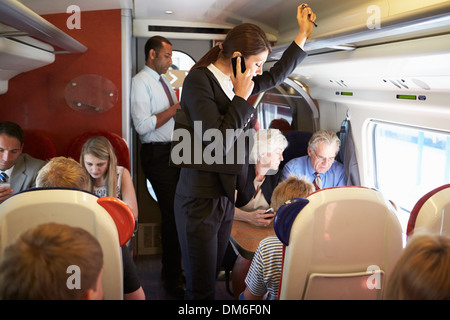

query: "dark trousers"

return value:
[174, 193, 235, 300]
[140, 143, 182, 281]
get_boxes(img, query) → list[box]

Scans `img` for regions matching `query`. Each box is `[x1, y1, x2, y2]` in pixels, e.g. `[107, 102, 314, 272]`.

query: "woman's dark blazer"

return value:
[175, 41, 307, 203]
[235, 163, 281, 208]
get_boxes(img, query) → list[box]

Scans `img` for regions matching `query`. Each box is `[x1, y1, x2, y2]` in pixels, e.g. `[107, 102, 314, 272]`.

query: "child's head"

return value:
[270, 176, 314, 211]
[385, 232, 450, 300]
[0, 222, 104, 300]
[36, 156, 90, 190]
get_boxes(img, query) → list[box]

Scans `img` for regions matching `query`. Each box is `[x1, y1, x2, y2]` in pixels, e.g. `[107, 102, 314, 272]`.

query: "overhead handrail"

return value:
[269, 1, 450, 57]
[0, 0, 87, 53]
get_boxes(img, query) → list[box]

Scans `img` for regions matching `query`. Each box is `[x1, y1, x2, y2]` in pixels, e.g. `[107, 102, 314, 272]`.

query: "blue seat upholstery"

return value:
[280, 131, 312, 170]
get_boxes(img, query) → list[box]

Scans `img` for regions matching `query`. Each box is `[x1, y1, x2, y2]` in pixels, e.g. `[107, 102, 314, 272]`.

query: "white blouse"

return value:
[93, 166, 124, 199]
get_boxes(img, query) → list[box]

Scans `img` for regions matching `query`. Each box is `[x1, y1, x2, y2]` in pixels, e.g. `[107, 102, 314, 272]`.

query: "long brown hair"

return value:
[80, 136, 118, 197]
[191, 23, 272, 70]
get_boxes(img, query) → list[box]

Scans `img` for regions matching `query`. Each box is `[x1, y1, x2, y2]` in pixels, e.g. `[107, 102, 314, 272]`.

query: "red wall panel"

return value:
[0, 9, 122, 157]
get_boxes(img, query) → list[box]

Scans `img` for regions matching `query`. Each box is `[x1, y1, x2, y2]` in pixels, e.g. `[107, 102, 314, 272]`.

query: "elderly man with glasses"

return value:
[280, 130, 346, 191]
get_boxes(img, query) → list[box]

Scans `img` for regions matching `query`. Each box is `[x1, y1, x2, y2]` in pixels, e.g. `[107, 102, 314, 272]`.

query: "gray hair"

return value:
[249, 129, 288, 163]
[308, 130, 341, 155]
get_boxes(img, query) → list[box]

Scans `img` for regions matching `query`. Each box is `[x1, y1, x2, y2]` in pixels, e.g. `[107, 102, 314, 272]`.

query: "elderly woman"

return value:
[235, 128, 288, 226]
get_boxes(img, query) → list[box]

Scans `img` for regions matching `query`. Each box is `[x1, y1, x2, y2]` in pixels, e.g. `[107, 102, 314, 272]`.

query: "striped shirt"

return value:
[244, 236, 283, 300]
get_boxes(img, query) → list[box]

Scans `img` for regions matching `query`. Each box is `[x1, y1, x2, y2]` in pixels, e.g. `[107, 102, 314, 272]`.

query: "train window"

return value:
[257, 91, 293, 130]
[256, 82, 316, 132]
[372, 121, 450, 218]
[170, 50, 195, 70]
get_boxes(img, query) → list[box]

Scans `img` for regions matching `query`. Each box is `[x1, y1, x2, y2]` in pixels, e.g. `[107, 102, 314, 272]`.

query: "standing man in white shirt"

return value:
[130, 36, 184, 298]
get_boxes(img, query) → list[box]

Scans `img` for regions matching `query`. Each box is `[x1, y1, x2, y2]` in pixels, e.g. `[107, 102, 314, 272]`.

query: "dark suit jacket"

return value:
[235, 164, 281, 208]
[10, 153, 46, 193]
[176, 41, 307, 202]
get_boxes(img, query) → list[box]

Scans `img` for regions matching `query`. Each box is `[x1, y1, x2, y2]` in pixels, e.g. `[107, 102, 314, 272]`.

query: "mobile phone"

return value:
[264, 208, 275, 219]
[231, 56, 246, 77]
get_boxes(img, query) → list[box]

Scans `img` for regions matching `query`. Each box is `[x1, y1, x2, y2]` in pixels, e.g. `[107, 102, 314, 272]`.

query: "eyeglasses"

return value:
[312, 151, 335, 163]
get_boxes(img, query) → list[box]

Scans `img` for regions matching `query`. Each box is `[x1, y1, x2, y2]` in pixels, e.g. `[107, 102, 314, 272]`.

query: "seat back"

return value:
[0, 188, 135, 300]
[23, 130, 57, 161]
[407, 184, 450, 237]
[66, 131, 130, 171]
[280, 131, 312, 171]
[274, 187, 403, 300]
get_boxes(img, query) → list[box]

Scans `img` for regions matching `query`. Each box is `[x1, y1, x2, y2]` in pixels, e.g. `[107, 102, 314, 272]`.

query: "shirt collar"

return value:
[2, 165, 14, 177]
[306, 156, 316, 176]
[143, 65, 161, 82]
[207, 63, 234, 100]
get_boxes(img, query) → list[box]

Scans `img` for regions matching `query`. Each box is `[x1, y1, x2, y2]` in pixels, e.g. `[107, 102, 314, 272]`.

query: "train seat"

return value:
[0, 188, 136, 300]
[23, 130, 57, 161]
[66, 131, 130, 171]
[269, 118, 293, 135]
[406, 184, 450, 238]
[274, 186, 403, 300]
[280, 131, 312, 171]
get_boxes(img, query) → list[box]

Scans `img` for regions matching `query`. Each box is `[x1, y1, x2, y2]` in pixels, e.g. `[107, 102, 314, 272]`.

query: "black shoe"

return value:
[163, 280, 185, 299]
[162, 274, 185, 299]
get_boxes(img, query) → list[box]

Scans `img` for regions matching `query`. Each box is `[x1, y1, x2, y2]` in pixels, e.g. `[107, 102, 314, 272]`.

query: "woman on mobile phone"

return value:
[174, 3, 316, 300]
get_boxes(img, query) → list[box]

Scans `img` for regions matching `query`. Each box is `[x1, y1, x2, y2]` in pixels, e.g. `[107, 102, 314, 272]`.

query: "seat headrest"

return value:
[274, 197, 310, 245]
[2, 188, 134, 246]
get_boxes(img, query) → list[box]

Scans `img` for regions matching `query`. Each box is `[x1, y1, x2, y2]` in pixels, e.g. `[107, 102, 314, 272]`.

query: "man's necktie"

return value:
[160, 76, 175, 106]
[0, 172, 8, 183]
[313, 172, 322, 191]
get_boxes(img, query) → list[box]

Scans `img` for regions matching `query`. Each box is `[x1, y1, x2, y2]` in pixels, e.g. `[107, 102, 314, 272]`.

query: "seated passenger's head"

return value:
[249, 129, 288, 172]
[0, 222, 103, 300]
[0, 121, 24, 171]
[307, 130, 340, 174]
[270, 176, 314, 211]
[269, 118, 292, 135]
[80, 136, 118, 196]
[385, 232, 450, 300]
[36, 156, 89, 190]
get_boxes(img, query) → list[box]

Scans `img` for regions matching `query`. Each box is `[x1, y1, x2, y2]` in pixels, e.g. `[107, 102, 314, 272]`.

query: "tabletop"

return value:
[230, 220, 276, 260]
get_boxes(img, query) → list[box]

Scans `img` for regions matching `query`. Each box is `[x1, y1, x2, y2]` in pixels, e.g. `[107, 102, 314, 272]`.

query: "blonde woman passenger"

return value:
[80, 136, 138, 220]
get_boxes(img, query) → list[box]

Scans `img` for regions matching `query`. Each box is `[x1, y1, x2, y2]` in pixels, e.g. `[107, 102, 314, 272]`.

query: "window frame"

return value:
[369, 119, 450, 214]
